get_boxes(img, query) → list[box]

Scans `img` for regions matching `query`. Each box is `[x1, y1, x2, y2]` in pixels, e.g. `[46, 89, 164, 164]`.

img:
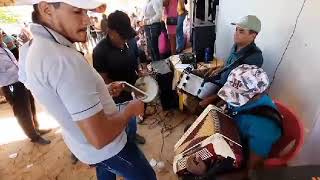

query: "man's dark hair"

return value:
[249, 30, 258, 35]
[32, 3, 61, 24]
[107, 10, 136, 39]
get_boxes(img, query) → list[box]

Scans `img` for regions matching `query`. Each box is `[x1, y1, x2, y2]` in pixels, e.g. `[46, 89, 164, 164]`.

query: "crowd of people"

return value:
[0, 0, 285, 180]
[76, 0, 190, 63]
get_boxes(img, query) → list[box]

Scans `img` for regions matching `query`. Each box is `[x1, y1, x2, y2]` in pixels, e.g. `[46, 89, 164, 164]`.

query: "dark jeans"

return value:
[116, 103, 137, 142]
[145, 22, 161, 61]
[95, 141, 157, 180]
[1, 82, 41, 140]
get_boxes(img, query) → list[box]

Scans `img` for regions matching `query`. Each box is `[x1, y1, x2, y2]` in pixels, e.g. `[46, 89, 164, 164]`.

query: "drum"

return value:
[134, 76, 159, 103]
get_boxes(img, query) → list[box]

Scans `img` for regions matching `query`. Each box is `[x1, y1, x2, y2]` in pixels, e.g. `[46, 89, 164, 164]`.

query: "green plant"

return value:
[0, 7, 19, 24]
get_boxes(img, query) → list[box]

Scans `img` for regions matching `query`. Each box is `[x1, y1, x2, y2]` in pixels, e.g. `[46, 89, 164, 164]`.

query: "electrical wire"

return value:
[270, 0, 307, 87]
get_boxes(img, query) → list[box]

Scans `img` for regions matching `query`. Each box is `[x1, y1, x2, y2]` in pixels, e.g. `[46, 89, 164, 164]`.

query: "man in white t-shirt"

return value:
[19, 1, 157, 180]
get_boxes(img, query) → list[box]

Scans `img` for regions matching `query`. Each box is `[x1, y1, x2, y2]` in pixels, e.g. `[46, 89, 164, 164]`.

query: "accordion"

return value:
[173, 105, 243, 176]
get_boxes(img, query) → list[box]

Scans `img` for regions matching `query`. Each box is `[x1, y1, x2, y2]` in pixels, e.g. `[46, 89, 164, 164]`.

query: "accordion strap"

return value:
[205, 45, 257, 84]
[233, 105, 284, 134]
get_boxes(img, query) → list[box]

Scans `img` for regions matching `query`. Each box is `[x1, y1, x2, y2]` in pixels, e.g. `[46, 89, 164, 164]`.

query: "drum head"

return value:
[135, 76, 159, 103]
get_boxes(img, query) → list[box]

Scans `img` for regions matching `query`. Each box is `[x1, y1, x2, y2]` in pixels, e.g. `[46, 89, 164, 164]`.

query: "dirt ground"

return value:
[0, 100, 196, 180]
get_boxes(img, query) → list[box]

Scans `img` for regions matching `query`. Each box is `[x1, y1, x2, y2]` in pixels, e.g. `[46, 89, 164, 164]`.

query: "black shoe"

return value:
[37, 129, 52, 135]
[135, 134, 146, 145]
[176, 49, 183, 54]
[31, 136, 51, 145]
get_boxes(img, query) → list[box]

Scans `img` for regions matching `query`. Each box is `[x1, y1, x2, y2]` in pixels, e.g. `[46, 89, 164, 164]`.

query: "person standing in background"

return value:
[0, 32, 51, 145]
[176, 0, 187, 53]
[100, 14, 108, 37]
[164, 0, 178, 55]
[19, 22, 33, 44]
[1, 30, 20, 60]
[143, 0, 163, 61]
[93, 17, 103, 41]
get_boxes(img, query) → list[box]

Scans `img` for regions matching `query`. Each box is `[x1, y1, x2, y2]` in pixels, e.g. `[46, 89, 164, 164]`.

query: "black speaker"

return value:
[192, 22, 215, 62]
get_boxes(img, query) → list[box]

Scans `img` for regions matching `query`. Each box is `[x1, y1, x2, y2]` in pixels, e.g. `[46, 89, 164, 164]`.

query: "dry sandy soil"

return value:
[0, 101, 196, 180]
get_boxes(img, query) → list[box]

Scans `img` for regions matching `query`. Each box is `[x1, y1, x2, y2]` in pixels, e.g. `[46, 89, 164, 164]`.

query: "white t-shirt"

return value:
[20, 24, 127, 164]
[143, 0, 163, 25]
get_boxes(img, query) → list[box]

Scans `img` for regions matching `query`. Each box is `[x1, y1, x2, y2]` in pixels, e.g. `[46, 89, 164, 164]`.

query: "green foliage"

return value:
[0, 7, 19, 24]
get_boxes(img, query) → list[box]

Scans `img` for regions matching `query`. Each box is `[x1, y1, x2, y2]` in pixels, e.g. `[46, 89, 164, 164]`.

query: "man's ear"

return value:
[252, 32, 258, 39]
[37, 2, 55, 21]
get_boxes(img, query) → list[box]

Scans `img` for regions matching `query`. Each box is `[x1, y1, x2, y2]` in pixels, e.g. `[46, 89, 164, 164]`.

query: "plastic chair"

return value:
[264, 100, 305, 167]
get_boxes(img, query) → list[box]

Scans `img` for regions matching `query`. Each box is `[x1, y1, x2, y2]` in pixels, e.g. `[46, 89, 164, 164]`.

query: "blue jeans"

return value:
[126, 116, 137, 142]
[176, 14, 186, 51]
[95, 141, 157, 180]
[145, 22, 161, 61]
[116, 103, 137, 142]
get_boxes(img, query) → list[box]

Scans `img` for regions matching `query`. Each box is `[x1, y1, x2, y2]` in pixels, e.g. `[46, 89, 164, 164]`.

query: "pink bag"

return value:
[159, 31, 170, 55]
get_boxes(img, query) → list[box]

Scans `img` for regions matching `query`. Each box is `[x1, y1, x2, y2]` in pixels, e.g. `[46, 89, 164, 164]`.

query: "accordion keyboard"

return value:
[177, 148, 214, 171]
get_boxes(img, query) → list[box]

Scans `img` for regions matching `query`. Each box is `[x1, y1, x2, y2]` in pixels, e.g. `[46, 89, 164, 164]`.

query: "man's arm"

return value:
[77, 99, 144, 149]
[99, 72, 112, 84]
[199, 94, 220, 108]
[215, 151, 264, 180]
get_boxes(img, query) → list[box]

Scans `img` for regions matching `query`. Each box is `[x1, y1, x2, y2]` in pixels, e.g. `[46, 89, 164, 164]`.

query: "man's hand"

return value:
[108, 82, 125, 97]
[186, 155, 207, 176]
[199, 95, 218, 108]
[126, 99, 144, 117]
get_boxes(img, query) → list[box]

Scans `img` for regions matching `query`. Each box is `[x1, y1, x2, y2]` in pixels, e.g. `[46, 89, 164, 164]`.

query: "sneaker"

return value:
[135, 134, 146, 145]
[31, 136, 51, 145]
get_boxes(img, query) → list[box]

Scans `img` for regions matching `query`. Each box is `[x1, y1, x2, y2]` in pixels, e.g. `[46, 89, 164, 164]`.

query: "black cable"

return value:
[270, 0, 307, 87]
[159, 126, 165, 160]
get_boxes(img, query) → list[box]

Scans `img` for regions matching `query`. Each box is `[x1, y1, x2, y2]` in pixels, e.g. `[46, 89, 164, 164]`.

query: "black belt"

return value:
[144, 22, 161, 27]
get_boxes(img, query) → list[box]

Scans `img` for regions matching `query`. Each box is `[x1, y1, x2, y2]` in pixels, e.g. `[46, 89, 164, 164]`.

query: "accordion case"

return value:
[173, 105, 243, 176]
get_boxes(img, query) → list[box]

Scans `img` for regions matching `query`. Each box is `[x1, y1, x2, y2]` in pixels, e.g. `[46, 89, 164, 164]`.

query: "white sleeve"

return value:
[48, 54, 103, 121]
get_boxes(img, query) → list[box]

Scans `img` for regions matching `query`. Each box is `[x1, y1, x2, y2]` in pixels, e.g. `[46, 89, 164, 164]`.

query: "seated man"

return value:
[200, 15, 264, 108]
[185, 64, 282, 180]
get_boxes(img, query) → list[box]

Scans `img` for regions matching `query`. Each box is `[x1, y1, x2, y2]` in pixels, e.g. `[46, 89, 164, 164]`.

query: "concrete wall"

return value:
[215, 0, 320, 165]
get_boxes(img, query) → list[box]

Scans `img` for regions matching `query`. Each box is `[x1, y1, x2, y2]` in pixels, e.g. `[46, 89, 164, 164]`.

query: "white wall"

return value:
[215, 0, 320, 165]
